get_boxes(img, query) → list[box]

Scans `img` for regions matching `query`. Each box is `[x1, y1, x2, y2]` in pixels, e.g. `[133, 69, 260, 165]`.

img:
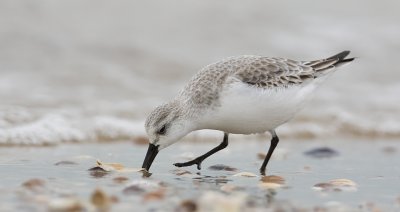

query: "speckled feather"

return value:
[178, 51, 353, 111]
[144, 51, 354, 151]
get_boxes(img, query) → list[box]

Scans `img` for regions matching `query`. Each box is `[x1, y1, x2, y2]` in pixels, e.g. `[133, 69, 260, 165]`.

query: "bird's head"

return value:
[141, 101, 194, 172]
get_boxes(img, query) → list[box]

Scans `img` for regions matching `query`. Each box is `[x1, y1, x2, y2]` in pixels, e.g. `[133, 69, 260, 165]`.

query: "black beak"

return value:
[142, 143, 159, 171]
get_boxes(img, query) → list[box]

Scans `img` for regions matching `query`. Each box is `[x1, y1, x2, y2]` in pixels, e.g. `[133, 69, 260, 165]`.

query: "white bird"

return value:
[142, 51, 354, 175]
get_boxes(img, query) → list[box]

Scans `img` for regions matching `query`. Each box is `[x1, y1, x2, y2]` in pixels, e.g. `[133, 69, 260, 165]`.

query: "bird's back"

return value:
[178, 51, 354, 112]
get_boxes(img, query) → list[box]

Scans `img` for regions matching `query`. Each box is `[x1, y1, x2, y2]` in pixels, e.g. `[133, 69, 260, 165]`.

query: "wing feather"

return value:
[234, 51, 354, 88]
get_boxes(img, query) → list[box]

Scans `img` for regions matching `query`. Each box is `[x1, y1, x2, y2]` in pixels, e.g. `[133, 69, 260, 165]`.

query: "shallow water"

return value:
[1, 139, 399, 211]
[0, 1, 399, 211]
[1, 1, 400, 145]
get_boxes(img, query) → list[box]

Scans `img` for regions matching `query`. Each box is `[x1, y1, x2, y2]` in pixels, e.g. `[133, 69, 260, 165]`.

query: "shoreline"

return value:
[0, 139, 398, 211]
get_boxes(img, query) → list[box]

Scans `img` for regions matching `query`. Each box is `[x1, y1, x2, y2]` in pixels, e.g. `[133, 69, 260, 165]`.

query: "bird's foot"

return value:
[174, 158, 203, 170]
[260, 168, 266, 176]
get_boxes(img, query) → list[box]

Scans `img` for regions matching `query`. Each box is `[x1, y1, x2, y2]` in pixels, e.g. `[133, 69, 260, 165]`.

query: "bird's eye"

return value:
[157, 125, 167, 135]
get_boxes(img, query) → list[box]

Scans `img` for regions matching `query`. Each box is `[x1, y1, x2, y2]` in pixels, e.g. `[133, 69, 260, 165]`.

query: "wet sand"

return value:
[0, 1, 399, 211]
[0, 139, 399, 211]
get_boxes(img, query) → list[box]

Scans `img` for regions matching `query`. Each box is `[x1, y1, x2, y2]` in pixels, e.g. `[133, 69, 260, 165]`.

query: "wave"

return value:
[1, 108, 399, 146]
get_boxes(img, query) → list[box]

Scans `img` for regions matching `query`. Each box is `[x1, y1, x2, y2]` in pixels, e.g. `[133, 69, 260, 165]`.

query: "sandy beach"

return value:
[0, 139, 399, 211]
[1, 1, 400, 211]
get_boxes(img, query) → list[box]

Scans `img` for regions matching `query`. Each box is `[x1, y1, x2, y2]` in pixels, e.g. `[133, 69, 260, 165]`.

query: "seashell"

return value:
[113, 176, 129, 184]
[48, 198, 84, 212]
[91, 188, 110, 210]
[88, 160, 143, 176]
[233, 172, 257, 177]
[143, 189, 166, 202]
[259, 175, 285, 189]
[22, 178, 45, 192]
[178, 200, 197, 212]
[313, 178, 357, 192]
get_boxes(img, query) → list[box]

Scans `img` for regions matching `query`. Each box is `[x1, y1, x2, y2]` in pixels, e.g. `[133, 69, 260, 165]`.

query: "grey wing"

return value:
[234, 57, 315, 88]
[234, 51, 354, 88]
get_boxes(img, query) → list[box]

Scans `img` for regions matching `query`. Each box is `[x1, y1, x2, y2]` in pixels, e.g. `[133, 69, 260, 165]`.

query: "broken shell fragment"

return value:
[95, 160, 124, 171]
[259, 175, 285, 189]
[313, 178, 357, 192]
[88, 160, 143, 176]
[233, 172, 258, 177]
[329, 178, 357, 187]
[261, 175, 285, 184]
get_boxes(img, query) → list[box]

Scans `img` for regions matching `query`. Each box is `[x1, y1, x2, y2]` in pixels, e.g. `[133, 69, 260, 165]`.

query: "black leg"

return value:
[174, 133, 229, 170]
[260, 130, 279, 175]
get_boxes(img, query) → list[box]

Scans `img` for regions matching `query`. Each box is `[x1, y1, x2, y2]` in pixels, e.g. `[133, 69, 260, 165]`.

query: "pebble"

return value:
[22, 178, 46, 192]
[113, 176, 130, 184]
[304, 147, 339, 158]
[178, 200, 197, 212]
[143, 189, 166, 202]
[171, 169, 192, 176]
[208, 164, 238, 172]
[88, 167, 110, 178]
[54, 161, 78, 166]
[382, 146, 396, 154]
[198, 191, 248, 212]
[122, 185, 145, 195]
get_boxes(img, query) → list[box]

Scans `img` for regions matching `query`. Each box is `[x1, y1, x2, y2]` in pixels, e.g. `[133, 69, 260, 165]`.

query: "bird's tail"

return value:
[304, 50, 355, 76]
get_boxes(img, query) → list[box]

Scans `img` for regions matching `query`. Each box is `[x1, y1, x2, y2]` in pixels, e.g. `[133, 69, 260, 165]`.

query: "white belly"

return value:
[198, 81, 316, 134]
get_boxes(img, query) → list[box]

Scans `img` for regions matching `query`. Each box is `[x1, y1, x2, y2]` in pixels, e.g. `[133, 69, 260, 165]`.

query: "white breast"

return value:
[197, 80, 316, 134]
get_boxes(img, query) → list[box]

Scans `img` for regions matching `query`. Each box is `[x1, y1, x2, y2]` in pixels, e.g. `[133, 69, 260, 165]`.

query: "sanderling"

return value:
[142, 51, 354, 175]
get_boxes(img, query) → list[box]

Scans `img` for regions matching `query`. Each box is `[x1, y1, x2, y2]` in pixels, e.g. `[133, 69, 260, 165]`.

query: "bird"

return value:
[142, 51, 354, 175]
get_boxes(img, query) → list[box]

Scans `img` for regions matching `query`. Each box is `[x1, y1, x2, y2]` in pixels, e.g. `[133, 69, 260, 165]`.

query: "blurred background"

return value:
[1, 0, 399, 145]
